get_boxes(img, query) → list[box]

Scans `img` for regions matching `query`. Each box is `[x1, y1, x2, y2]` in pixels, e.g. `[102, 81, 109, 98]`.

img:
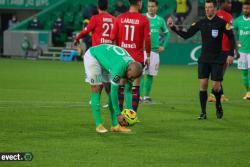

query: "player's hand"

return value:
[73, 39, 79, 47]
[156, 46, 165, 53]
[227, 56, 234, 65]
[167, 17, 174, 27]
[117, 115, 128, 126]
[145, 57, 150, 70]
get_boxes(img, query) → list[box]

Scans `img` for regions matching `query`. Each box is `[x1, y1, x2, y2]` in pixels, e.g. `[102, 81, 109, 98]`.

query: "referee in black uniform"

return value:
[167, 0, 236, 119]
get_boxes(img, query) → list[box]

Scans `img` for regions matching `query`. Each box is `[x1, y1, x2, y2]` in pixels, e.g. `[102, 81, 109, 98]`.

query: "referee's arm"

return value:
[170, 21, 200, 39]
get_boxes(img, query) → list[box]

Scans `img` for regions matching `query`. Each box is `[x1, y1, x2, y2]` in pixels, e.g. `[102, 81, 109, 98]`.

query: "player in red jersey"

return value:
[74, 0, 114, 46]
[208, 0, 233, 102]
[74, 0, 115, 108]
[111, 0, 151, 112]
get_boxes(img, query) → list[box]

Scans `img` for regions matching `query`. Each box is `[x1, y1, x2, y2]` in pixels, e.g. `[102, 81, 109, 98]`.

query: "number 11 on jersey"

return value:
[125, 25, 135, 41]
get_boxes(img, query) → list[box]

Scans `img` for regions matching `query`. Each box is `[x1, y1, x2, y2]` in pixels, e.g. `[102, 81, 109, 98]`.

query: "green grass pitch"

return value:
[0, 59, 249, 167]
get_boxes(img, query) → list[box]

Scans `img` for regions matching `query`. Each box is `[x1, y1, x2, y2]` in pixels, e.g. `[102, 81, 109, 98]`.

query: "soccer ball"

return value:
[121, 109, 138, 126]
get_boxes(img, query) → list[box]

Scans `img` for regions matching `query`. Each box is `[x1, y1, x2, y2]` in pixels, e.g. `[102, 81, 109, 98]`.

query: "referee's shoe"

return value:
[198, 112, 207, 120]
[216, 106, 223, 119]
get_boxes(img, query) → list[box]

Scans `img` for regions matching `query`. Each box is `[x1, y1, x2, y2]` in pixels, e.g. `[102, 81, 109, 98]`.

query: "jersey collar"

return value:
[146, 13, 157, 19]
[243, 16, 250, 21]
[206, 15, 217, 21]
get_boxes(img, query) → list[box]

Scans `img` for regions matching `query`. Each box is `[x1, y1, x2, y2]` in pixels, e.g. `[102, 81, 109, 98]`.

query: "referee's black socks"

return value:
[199, 91, 208, 114]
[220, 84, 224, 95]
[211, 84, 224, 95]
[212, 89, 223, 111]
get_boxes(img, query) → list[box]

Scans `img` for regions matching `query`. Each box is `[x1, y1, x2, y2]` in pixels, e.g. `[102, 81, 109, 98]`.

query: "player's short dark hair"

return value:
[98, 0, 108, 10]
[148, 0, 158, 6]
[206, 0, 218, 7]
[219, 0, 232, 4]
[243, 0, 250, 6]
[129, 0, 141, 6]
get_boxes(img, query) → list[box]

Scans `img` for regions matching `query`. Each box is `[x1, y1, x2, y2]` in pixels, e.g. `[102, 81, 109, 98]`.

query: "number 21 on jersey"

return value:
[102, 23, 113, 37]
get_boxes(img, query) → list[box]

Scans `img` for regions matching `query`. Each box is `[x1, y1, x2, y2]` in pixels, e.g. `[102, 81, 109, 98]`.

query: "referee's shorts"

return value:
[198, 63, 224, 81]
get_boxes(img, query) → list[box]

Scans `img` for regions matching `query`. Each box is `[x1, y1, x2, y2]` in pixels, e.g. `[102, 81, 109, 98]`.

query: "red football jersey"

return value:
[76, 13, 115, 46]
[111, 12, 151, 63]
[216, 9, 233, 52]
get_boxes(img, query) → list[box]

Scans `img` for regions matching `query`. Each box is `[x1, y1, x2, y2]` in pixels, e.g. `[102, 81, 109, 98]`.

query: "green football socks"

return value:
[249, 68, 250, 90]
[241, 69, 249, 91]
[108, 94, 119, 126]
[144, 75, 153, 96]
[91, 92, 102, 127]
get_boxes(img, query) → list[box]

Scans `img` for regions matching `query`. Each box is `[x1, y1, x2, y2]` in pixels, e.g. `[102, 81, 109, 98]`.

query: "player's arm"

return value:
[223, 22, 236, 62]
[144, 18, 151, 57]
[233, 19, 240, 58]
[144, 18, 151, 67]
[110, 81, 128, 126]
[162, 29, 171, 48]
[233, 19, 240, 43]
[167, 17, 199, 39]
[74, 17, 96, 45]
[110, 70, 123, 116]
[159, 18, 171, 52]
[110, 80, 132, 111]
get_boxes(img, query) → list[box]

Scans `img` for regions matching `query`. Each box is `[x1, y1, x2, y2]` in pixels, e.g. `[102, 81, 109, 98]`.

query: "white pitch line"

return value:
[0, 100, 85, 104]
[0, 100, 91, 109]
[0, 100, 177, 106]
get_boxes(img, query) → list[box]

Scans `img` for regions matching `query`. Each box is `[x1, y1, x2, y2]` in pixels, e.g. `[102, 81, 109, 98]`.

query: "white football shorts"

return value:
[144, 51, 160, 76]
[83, 50, 110, 85]
[238, 52, 250, 70]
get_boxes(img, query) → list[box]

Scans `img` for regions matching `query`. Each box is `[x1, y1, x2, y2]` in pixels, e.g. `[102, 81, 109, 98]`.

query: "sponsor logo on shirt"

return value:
[151, 29, 159, 33]
[101, 38, 113, 44]
[121, 42, 137, 49]
[240, 30, 250, 36]
[113, 75, 120, 83]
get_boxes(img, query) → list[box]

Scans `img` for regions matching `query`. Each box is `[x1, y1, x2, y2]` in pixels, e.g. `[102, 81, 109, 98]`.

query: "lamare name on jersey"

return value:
[121, 18, 140, 24]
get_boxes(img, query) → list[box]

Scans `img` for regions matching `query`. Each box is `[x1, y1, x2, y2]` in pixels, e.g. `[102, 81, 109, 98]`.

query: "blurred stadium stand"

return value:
[1, 0, 243, 64]
[1, 0, 176, 59]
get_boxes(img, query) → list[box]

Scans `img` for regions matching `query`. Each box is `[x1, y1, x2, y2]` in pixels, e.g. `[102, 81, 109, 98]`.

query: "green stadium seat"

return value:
[71, 2, 83, 12]
[50, 11, 63, 22]
[11, 0, 176, 35]
[64, 12, 75, 24]
[74, 12, 84, 31]
[45, 21, 53, 30]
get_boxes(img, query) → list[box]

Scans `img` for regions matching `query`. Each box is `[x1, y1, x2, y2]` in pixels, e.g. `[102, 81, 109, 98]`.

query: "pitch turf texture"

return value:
[0, 59, 249, 167]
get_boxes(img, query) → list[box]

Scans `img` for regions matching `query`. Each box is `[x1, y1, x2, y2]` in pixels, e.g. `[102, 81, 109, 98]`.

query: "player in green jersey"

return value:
[234, 1, 250, 100]
[83, 44, 143, 133]
[140, 0, 171, 102]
